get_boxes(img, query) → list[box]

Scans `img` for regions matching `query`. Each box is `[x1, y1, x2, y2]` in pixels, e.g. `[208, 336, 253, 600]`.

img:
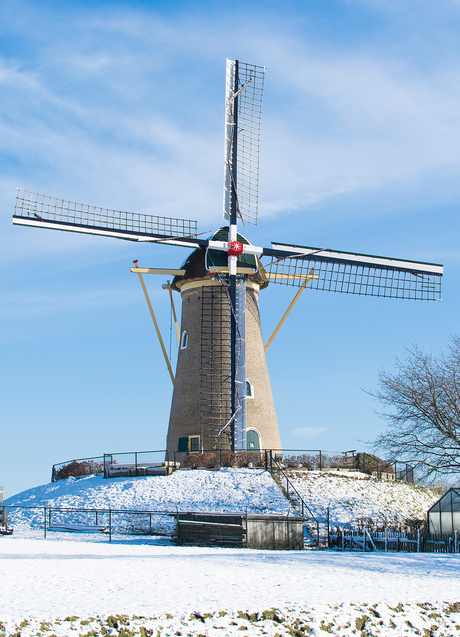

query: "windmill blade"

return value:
[223, 60, 265, 226]
[261, 241, 443, 301]
[13, 188, 200, 246]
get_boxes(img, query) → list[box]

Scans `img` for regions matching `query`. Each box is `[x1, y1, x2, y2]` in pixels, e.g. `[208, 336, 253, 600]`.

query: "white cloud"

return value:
[293, 426, 327, 439]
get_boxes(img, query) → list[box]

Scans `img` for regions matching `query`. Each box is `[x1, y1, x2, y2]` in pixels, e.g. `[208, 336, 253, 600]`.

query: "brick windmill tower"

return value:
[13, 59, 443, 457]
[166, 226, 281, 455]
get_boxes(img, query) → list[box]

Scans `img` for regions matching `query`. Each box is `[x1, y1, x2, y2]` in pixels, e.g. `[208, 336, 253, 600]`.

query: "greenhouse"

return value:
[427, 488, 460, 535]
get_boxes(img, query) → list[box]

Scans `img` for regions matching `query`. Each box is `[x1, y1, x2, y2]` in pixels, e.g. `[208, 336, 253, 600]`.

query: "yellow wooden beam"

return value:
[208, 265, 255, 275]
[265, 272, 320, 280]
[162, 282, 180, 345]
[264, 269, 317, 353]
[133, 260, 175, 385]
[130, 267, 186, 275]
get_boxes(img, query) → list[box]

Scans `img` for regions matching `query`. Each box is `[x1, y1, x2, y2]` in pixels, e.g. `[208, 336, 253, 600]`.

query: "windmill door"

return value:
[246, 429, 261, 452]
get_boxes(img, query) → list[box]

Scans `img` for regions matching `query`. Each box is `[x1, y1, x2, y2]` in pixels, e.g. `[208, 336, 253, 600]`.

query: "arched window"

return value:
[180, 330, 188, 349]
[246, 379, 254, 398]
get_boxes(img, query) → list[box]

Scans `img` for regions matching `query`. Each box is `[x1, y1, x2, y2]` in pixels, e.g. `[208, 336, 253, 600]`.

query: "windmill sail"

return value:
[223, 60, 265, 226]
[263, 242, 443, 301]
[13, 188, 198, 242]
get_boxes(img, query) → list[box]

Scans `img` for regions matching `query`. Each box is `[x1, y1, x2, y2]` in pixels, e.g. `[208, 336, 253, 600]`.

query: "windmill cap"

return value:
[171, 227, 266, 291]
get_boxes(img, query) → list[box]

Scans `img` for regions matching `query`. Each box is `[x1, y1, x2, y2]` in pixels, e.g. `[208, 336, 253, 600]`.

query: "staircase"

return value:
[269, 457, 330, 548]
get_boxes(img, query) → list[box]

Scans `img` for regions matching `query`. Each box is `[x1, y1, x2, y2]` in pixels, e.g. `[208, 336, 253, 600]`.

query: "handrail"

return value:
[272, 459, 320, 522]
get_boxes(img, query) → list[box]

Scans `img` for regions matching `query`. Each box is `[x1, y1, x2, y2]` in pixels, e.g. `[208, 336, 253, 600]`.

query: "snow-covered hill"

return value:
[6, 467, 439, 530]
[283, 469, 439, 526]
[5, 468, 291, 528]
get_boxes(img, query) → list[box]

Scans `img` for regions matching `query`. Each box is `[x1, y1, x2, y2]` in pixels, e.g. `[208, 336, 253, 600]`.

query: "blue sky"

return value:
[2, 0, 460, 496]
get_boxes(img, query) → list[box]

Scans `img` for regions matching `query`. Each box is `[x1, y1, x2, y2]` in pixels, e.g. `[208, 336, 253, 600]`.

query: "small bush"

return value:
[182, 453, 218, 469]
[284, 454, 320, 469]
[54, 460, 103, 481]
[220, 451, 264, 468]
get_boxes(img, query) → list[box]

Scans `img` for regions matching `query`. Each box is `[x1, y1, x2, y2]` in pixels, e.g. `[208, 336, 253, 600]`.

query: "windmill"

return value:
[13, 59, 443, 457]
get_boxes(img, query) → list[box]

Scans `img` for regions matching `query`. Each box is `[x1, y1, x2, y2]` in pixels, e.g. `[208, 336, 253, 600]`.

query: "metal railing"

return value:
[2, 503, 177, 542]
[330, 526, 460, 554]
[51, 448, 416, 485]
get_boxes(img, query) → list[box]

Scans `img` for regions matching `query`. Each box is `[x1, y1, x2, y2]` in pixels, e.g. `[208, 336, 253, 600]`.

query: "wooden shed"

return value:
[177, 512, 304, 550]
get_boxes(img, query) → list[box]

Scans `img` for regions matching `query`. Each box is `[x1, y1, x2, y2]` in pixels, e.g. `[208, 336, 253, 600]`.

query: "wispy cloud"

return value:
[2, 0, 460, 246]
[293, 426, 327, 439]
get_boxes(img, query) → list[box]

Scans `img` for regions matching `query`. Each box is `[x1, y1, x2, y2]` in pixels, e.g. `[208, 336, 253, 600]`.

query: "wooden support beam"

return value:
[133, 260, 175, 385]
[264, 269, 317, 353]
[162, 282, 180, 345]
[130, 267, 186, 275]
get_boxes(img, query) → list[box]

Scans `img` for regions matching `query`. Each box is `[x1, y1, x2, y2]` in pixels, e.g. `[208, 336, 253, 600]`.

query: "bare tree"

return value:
[369, 335, 460, 479]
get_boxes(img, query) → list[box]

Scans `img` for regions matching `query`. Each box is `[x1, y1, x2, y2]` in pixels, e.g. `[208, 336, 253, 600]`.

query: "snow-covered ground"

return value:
[0, 534, 460, 635]
[2, 469, 456, 635]
[283, 469, 439, 526]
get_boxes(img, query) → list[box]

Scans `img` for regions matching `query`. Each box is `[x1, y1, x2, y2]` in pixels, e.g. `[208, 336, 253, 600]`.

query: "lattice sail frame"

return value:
[264, 245, 443, 301]
[13, 188, 198, 240]
[223, 60, 265, 226]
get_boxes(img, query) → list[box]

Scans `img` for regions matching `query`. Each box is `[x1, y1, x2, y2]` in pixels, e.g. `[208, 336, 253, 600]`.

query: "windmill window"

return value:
[188, 435, 200, 452]
[181, 330, 188, 349]
[246, 380, 254, 398]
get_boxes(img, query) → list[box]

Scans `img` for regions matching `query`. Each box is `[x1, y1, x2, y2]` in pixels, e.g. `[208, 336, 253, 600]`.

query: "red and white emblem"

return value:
[228, 241, 243, 256]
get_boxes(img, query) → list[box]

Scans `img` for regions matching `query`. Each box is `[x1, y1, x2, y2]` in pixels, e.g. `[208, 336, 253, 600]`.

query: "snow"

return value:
[283, 469, 439, 526]
[0, 534, 460, 635]
[6, 469, 290, 515]
[1, 469, 456, 635]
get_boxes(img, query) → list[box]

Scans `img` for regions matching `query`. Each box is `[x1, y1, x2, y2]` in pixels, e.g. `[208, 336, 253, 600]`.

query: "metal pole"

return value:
[319, 451, 322, 471]
[229, 60, 239, 453]
[109, 508, 112, 542]
[44, 506, 47, 539]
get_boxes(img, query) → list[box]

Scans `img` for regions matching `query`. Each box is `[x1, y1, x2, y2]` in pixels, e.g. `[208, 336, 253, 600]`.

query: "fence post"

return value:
[341, 526, 344, 552]
[135, 452, 138, 476]
[319, 451, 322, 471]
[385, 527, 388, 553]
[43, 506, 47, 539]
[326, 508, 330, 548]
[109, 508, 112, 542]
[417, 529, 420, 553]
[176, 507, 180, 546]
